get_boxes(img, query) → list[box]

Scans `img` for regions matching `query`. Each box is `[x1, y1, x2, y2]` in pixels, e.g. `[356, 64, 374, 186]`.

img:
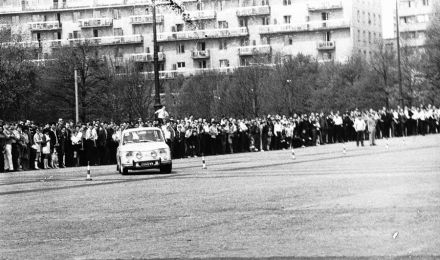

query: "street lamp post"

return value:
[396, 0, 404, 108]
[74, 69, 79, 124]
[151, 0, 162, 112]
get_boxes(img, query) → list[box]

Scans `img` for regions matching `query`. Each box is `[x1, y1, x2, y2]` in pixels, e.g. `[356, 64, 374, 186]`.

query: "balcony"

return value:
[238, 45, 271, 56]
[157, 27, 248, 42]
[185, 10, 216, 20]
[400, 22, 428, 33]
[69, 35, 143, 46]
[26, 59, 56, 66]
[129, 15, 164, 24]
[78, 18, 113, 28]
[236, 6, 270, 17]
[129, 52, 165, 62]
[317, 40, 335, 50]
[308, 1, 343, 11]
[0, 41, 40, 48]
[191, 50, 210, 59]
[28, 21, 61, 31]
[259, 19, 350, 35]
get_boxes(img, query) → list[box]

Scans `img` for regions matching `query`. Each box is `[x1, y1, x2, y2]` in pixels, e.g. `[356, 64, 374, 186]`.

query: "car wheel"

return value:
[160, 164, 172, 174]
[121, 165, 128, 175]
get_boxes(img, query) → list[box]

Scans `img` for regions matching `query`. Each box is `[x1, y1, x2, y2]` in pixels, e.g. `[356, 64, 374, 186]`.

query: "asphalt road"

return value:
[1, 135, 440, 259]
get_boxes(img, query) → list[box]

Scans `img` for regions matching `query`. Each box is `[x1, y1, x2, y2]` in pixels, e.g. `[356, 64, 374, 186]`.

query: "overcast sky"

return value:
[382, 0, 396, 39]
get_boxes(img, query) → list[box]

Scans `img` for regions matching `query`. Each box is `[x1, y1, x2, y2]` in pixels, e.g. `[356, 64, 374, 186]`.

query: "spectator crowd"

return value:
[1, 104, 439, 172]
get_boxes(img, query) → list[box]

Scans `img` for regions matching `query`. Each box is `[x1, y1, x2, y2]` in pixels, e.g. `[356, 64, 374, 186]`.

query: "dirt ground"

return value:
[1, 135, 439, 259]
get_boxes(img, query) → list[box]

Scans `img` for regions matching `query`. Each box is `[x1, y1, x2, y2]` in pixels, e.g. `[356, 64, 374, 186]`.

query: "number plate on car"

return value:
[140, 161, 157, 167]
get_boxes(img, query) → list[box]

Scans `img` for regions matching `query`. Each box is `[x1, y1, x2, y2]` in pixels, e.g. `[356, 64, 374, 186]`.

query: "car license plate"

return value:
[140, 161, 156, 167]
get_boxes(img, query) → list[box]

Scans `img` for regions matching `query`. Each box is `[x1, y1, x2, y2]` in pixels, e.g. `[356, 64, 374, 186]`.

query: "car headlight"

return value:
[151, 151, 158, 158]
[136, 152, 143, 159]
[125, 151, 133, 157]
[159, 148, 170, 160]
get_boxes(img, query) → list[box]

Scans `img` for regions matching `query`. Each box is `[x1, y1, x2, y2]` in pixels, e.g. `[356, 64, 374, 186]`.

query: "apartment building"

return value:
[0, 0, 383, 77]
[397, 0, 437, 48]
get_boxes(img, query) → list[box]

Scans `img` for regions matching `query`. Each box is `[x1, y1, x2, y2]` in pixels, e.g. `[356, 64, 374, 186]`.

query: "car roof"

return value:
[122, 127, 162, 134]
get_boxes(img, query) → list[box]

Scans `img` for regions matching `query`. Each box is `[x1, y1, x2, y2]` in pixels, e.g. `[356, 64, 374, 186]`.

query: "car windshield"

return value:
[122, 130, 164, 145]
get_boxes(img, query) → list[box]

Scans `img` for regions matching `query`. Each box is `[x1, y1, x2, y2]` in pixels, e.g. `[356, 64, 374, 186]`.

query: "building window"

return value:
[262, 16, 269, 25]
[12, 16, 19, 24]
[219, 59, 229, 67]
[113, 9, 120, 19]
[373, 13, 376, 25]
[198, 60, 207, 68]
[261, 0, 269, 5]
[177, 44, 185, 54]
[357, 10, 360, 22]
[283, 15, 291, 24]
[423, 0, 429, 5]
[358, 29, 361, 42]
[197, 42, 206, 51]
[368, 12, 371, 25]
[176, 24, 184, 32]
[363, 30, 366, 43]
[218, 21, 228, 28]
[73, 12, 80, 22]
[285, 36, 293, 45]
[219, 39, 227, 50]
[321, 12, 329, 21]
[325, 31, 331, 41]
[239, 18, 248, 27]
[113, 28, 123, 36]
[93, 29, 99, 37]
[283, 0, 291, 5]
[368, 32, 371, 43]
[177, 62, 185, 68]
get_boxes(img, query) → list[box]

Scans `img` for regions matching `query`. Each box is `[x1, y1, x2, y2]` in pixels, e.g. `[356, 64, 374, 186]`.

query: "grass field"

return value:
[0, 135, 439, 259]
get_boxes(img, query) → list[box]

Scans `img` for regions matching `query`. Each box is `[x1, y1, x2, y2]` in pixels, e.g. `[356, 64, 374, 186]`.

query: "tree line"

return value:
[1, 12, 439, 122]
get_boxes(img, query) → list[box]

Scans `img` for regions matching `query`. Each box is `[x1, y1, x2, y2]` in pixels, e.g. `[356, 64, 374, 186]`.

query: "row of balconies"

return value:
[157, 27, 249, 42]
[236, 5, 270, 17]
[78, 17, 113, 28]
[130, 15, 164, 24]
[28, 21, 61, 31]
[307, 1, 343, 12]
[45, 34, 143, 48]
[185, 10, 217, 20]
[259, 19, 350, 34]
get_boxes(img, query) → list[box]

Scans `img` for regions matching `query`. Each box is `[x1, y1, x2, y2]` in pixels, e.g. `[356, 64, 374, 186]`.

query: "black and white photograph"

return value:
[0, 0, 439, 259]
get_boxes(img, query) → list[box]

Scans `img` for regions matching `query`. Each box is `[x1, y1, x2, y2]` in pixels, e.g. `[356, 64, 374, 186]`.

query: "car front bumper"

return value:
[121, 159, 171, 170]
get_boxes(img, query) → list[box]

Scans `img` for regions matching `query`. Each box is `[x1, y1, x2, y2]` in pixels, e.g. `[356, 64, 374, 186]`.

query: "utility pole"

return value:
[151, 0, 162, 112]
[396, 0, 404, 108]
[74, 69, 79, 124]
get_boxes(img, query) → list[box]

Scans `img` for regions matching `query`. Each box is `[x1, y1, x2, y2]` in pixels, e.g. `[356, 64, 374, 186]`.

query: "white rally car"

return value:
[116, 127, 172, 174]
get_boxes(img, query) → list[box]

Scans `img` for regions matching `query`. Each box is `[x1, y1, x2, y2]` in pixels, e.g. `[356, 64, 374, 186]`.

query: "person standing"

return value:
[32, 127, 43, 169]
[367, 111, 378, 146]
[42, 129, 51, 169]
[354, 113, 366, 147]
[0, 125, 6, 172]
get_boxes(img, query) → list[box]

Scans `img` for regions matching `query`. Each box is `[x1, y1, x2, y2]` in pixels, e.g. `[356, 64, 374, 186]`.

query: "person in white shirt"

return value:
[353, 113, 366, 147]
[155, 106, 169, 125]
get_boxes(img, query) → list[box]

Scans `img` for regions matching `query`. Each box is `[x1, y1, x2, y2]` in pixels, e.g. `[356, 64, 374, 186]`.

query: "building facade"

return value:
[0, 0, 383, 77]
[397, 0, 437, 48]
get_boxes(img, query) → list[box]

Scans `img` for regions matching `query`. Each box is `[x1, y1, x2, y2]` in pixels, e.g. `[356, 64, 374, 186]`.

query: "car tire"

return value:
[122, 167, 128, 175]
[160, 164, 172, 174]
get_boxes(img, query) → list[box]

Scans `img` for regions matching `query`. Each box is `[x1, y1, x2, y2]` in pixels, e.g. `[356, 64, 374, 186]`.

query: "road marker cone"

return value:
[291, 148, 296, 160]
[202, 155, 207, 170]
[86, 161, 92, 181]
